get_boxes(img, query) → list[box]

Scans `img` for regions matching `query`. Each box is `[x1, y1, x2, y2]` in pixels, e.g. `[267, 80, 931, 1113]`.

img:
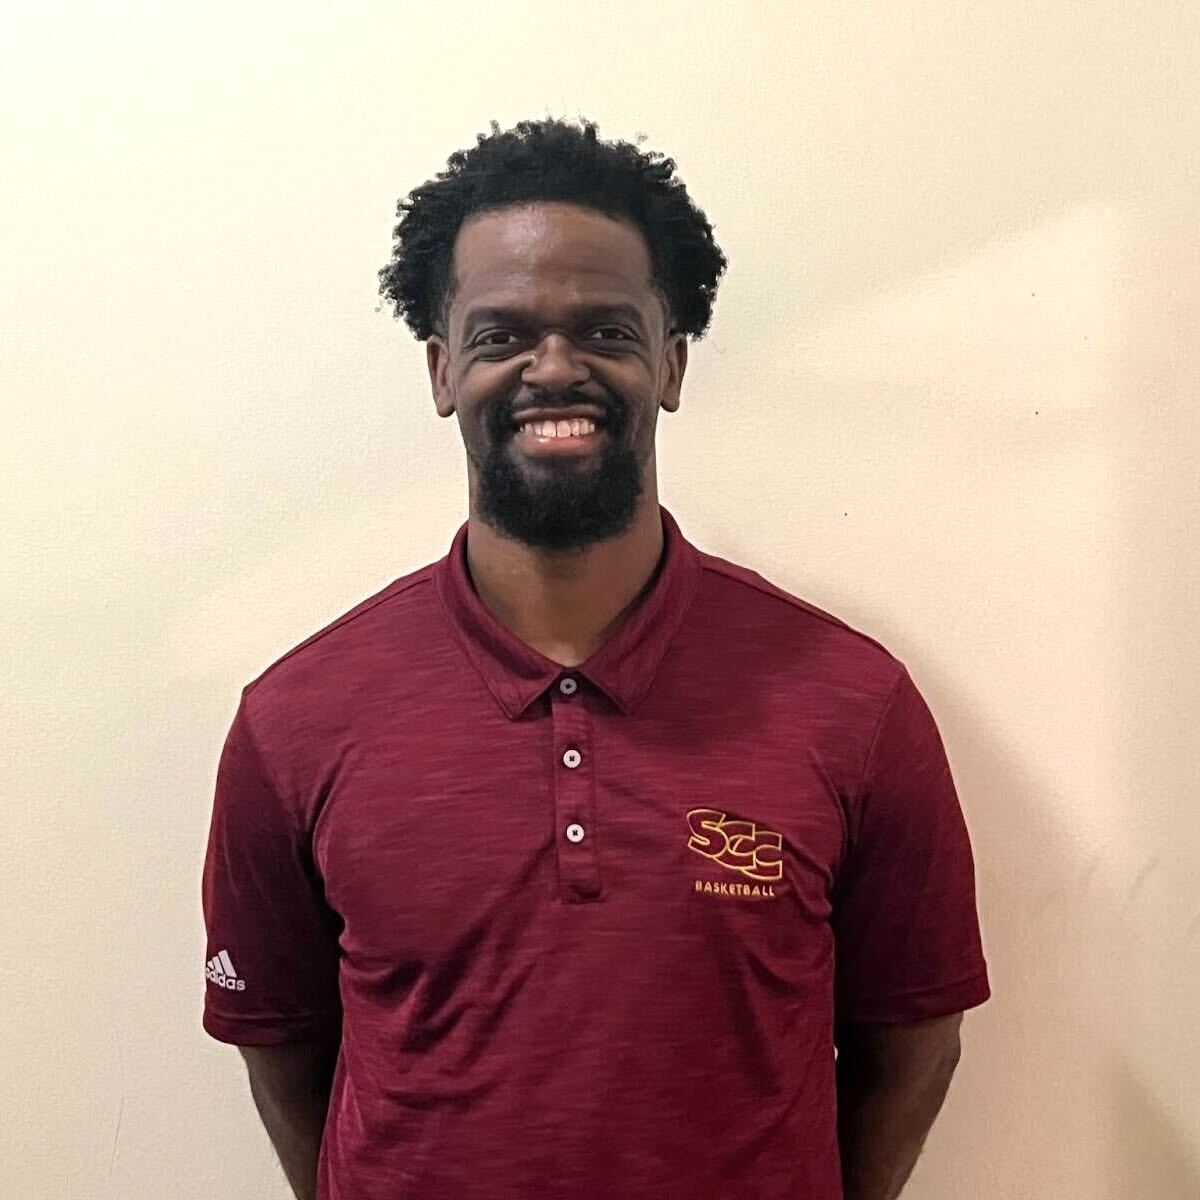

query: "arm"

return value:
[834, 1012, 964, 1200]
[238, 1039, 340, 1200]
[202, 694, 345, 1196]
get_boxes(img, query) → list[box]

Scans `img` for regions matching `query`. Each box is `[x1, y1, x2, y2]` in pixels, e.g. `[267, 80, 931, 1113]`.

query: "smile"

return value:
[512, 418, 607, 457]
[516, 417, 599, 438]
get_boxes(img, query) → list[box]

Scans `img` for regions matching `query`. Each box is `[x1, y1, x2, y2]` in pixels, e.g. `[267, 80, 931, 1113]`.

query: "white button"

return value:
[562, 748, 582, 769]
[566, 823, 585, 843]
[558, 676, 578, 696]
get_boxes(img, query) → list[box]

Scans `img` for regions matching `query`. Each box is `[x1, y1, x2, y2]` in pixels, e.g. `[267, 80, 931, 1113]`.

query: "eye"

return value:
[588, 326, 633, 341]
[476, 331, 520, 347]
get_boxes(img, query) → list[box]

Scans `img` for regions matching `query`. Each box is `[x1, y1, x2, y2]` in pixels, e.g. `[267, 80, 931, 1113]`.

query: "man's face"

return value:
[426, 202, 688, 552]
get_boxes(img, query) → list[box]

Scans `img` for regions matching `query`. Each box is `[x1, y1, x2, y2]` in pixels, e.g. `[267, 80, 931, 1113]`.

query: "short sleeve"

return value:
[201, 689, 343, 1045]
[832, 664, 990, 1024]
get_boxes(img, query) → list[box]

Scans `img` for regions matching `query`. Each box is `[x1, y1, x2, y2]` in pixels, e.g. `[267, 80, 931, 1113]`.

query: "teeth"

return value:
[520, 418, 597, 438]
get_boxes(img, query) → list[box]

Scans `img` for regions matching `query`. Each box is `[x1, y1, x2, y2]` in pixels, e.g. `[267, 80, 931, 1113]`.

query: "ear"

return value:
[658, 332, 688, 414]
[426, 334, 456, 418]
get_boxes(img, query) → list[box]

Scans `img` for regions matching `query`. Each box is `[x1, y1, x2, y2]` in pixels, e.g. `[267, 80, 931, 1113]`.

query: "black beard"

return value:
[474, 398, 644, 553]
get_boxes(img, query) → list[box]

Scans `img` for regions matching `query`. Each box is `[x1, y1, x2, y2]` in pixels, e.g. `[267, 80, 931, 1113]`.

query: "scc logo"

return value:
[686, 807, 783, 882]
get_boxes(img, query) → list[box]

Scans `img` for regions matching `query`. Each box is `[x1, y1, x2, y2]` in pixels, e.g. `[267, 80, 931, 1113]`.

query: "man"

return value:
[202, 116, 990, 1200]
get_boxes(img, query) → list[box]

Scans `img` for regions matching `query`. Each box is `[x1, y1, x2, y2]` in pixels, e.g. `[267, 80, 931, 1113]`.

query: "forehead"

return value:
[449, 202, 658, 327]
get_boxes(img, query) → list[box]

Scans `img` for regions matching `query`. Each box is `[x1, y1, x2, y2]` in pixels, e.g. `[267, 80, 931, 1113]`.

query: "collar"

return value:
[432, 505, 703, 719]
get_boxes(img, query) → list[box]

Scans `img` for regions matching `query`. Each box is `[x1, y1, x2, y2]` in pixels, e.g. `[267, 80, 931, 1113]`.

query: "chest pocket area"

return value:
[679, 804, 838, 987]
[686, 806, 785, 884]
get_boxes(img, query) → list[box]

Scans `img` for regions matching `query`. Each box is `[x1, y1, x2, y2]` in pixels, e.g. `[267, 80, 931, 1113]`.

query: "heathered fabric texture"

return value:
[202, 505, 990, 1200]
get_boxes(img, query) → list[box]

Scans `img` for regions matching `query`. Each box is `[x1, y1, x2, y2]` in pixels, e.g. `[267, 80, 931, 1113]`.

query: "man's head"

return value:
[379, 116, 727, 552]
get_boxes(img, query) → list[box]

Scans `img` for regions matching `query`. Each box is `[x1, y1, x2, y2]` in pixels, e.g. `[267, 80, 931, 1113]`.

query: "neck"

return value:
[464, 484, 665, 669]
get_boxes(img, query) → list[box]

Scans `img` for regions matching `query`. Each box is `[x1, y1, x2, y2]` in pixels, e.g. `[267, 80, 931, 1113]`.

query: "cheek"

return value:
[633, 398, 660, 436]
[455, 391, 497, 437]
[460, 370, 516, 432]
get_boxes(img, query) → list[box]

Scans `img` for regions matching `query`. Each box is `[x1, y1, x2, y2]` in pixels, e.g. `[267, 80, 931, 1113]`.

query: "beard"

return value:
[473, 393, 645, 553]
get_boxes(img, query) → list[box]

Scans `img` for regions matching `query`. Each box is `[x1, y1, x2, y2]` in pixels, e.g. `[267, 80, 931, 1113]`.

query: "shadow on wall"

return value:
[1108, 1055, 1200, 1200]
[851, 191, 1200, 1199]
[899, 664, 1137, 1199]
[1106, 188, 1200, 1200]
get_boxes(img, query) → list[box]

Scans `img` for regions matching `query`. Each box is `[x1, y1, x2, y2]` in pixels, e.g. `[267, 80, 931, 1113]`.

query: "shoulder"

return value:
[691, 544, 905, 696]
[239, 557, 440, 721]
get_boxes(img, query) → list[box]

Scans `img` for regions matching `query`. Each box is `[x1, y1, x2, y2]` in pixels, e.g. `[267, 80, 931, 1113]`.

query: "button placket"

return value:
[550, 682, 601, 901]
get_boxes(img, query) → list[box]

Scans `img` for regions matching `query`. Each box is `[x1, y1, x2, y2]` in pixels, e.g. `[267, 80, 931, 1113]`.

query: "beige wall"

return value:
[3, 2, 1197, 1196]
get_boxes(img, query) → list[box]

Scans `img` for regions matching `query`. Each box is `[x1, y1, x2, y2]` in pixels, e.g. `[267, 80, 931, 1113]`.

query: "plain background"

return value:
[3, 2, 1198, 1196]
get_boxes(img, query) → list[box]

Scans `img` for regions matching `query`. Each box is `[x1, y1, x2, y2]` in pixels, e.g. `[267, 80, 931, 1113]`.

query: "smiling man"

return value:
[201, 116, 990, 1200]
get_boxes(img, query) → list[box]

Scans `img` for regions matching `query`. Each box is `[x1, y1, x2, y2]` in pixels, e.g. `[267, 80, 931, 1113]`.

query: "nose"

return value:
[519, 332, 590, 392]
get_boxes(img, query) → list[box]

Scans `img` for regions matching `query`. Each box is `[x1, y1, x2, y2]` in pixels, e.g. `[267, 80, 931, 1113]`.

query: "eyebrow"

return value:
[461, 302, 647, 339]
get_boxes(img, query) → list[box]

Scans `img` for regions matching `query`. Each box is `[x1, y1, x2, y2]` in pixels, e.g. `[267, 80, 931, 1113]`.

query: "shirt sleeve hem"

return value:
[835, 969, 991, 1024]
[203, 1007, 342, 1046]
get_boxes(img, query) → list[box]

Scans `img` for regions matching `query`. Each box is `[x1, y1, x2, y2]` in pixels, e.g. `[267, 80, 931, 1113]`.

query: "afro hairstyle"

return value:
[378, 115, 728, 343]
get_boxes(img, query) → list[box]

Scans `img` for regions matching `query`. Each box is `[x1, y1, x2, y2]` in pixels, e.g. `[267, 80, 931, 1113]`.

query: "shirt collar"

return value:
[432, 505, 702, 719]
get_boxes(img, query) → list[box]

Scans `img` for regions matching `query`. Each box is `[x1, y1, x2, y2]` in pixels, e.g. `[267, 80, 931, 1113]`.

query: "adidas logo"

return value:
[205, 949, 246, 991]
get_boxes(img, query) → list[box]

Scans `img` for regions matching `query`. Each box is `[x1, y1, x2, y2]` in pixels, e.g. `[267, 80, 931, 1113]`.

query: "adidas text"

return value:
[205, 965, 246, 990]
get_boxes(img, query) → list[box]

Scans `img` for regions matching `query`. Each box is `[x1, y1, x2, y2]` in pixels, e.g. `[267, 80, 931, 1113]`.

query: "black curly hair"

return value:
[378, 115, 728, 344]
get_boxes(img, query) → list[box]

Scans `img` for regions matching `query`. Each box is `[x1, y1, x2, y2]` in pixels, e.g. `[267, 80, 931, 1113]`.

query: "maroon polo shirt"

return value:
[202, 505, 990, 1200]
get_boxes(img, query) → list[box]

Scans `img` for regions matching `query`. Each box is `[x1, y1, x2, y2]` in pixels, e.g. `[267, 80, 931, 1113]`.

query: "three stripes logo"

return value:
[205, 949, 246, 992]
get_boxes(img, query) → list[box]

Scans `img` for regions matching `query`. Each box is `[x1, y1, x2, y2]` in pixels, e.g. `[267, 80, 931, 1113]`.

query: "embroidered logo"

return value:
[686, 807, 783, 883]
[205, 949, 246, 992]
